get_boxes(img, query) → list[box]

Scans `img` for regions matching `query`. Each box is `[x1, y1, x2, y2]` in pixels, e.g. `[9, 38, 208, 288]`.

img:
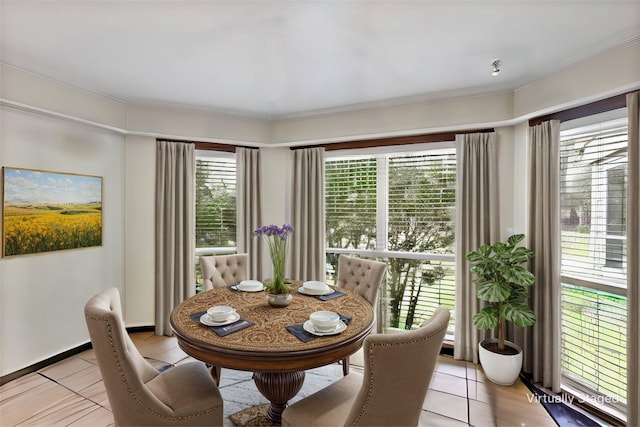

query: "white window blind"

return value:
[560, 115, 628, 285]
[559, 110, 628, 417]
[325, 148, 457, 252]
[388, 149, 456, 254]
[561, 284, 627, 413]
[325, 145, 457, 331]
[195, 154, 236, 249]
[325, 157, 378, 250]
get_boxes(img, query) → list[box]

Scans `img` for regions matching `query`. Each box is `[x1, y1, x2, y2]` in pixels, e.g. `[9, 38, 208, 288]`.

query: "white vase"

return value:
[478, 338, 523, 386]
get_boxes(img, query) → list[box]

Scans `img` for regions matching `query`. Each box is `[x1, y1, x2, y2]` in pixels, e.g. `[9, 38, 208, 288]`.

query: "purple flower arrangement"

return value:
[254, 224, 294, 294]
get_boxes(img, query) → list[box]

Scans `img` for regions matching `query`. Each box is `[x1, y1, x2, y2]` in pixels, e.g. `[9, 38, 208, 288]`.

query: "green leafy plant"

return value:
[466, 234, 536, 353]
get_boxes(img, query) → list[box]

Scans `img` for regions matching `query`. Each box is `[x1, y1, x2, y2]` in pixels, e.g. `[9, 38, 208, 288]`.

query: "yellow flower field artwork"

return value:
[2, 168, 102, 257]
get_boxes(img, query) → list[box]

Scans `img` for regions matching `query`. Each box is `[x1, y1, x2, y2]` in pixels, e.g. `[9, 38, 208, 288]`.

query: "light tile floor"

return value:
[1, 331, 558, 426]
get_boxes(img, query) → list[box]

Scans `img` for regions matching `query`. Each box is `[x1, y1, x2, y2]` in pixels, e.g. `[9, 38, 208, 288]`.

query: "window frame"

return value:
[326, 141, 456, 254]
[558, 107, 629, 421]
[194, 150, 238, 291]
[324, 141, 458, 335]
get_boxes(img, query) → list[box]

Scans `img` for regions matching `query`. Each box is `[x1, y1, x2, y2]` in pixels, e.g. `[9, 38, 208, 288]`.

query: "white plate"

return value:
[298, 286, 334, 296]
[238, 280, 264, 292]
[200, 312, 241, 327]
[303, 320, 347, 336]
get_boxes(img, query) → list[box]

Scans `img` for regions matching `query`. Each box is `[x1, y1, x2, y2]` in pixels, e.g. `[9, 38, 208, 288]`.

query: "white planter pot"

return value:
[478, 338, 523, 386]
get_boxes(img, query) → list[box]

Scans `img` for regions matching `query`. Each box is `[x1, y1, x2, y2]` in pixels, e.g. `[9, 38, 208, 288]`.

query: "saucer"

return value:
[303, 320, 347, 336]
[200, 312, 241, 327]
[298, 286, 334, 296]
[238, 280, 264, 292]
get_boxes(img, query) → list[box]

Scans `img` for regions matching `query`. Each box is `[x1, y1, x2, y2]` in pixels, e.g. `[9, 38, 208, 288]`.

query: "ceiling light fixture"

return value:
[491, 59, 502, 76]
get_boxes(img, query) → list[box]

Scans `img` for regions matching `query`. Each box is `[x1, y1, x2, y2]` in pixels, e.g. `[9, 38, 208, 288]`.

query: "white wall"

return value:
[126, 103, 271, 145]
[258, 147, 292, 275]
[260, 147, 291, 226]
[514, 42, 640, 119]
[494, 126, 515, 239]
[1, 40, 638, 377]
[511, 122, 531, 237]
[123, 135, 156, 326]
[271, 91, 515, 145]
[0, 107, 125, 375]
[1, 64, 126, 130]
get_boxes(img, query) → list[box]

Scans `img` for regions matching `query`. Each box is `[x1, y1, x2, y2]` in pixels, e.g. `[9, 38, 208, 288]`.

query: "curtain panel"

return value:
[236, 147, 263, 281]
[155, 140, 195, 336]
[520, 120, 561, 392]
[453, 132, 500, 363]
[290, 147, 326, 281]
[626, 91, 639, 427]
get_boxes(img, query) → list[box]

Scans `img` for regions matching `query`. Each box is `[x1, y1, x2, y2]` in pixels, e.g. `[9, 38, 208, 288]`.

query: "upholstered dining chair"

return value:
[336, 254, 387, 305]
[199, 253, 249, 384]
[84, 287, 224, 426]
[281, 307, 450, 427]
[199, 253, 248, 291]
[336, 254, 387, 375]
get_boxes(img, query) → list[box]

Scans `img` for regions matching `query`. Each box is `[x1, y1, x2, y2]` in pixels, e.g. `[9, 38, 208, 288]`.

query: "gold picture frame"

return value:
[2, 167, 103, 257]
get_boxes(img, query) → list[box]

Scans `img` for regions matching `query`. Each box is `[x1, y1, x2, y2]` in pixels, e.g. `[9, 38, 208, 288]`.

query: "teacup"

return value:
[207, 305, 235, 322]
[309, 311, 340, 332]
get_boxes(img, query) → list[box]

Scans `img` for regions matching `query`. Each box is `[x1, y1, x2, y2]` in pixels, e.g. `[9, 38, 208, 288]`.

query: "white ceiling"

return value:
[2, 1, 640, 119]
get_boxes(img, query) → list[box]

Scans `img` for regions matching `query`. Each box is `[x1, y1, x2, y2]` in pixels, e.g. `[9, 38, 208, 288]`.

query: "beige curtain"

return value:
[290, 147, 326, 281]
[520, 120, 561, 393]
[453, 132, 500, 363]
[236, 147, 263, 280]
[155, 140, 195, 336]
[626, 91, 639, 427]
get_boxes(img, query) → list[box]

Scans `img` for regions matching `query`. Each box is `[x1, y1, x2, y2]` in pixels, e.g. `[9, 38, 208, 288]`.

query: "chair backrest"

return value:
[336, 255, 387, 305]
[83, 287, 166, 425]
[345, 307, 450, 427]
[200, 253, 248, 290]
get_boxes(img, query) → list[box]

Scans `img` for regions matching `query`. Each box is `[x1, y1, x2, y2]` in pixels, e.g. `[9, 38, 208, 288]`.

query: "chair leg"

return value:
[209, 365, 222, 385]
[342, 356, 349, 376]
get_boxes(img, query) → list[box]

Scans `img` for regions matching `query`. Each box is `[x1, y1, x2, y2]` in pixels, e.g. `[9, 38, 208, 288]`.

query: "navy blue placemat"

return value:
[190, 310, 254, 336]
[190, 310, 207, 322]
[338, 313, 352, 325]
[286, 324, 315, 342]
[318, 289, 346, 301]
[210, 319, 254, 337]
[298, 289, 346, 301]
[286, 313, 352, 342]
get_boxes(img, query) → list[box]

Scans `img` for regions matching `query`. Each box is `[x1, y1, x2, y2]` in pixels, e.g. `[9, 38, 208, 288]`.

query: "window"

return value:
[195, 151, 237, 289]
[325, 157, 377, 251]
[325, 144, 456, 332]
[559, 109, 628, 419]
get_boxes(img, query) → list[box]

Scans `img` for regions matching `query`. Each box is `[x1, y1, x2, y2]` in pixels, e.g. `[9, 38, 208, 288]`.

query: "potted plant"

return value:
[254, 224, 294, 307]
[466, 233, 536, 385]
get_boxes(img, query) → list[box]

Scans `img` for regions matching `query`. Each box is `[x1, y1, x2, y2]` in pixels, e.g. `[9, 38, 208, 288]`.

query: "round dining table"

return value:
[169, 281, 374, 424]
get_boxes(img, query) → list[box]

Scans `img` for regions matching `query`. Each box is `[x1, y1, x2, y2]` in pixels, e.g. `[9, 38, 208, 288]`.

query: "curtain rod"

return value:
[156, 138, 258, 153]
[290, 128, 494, 151]
[528, 93, 628, 126]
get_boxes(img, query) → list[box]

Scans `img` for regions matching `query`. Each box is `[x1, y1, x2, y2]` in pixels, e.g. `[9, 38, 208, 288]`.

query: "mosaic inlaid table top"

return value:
[170, 281, 374, 372]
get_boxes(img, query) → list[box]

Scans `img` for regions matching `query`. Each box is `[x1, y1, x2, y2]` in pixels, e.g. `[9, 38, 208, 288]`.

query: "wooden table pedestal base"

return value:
[253, 371, 305, 425]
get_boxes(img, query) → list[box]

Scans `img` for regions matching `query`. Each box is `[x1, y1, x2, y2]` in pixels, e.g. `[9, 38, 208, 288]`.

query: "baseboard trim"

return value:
[0, 326, 155, 386]
[126, 325, 156, 334]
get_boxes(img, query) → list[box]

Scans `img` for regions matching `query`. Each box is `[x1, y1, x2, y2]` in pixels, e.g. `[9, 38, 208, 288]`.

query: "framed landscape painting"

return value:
[2, 167, 103, 257]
